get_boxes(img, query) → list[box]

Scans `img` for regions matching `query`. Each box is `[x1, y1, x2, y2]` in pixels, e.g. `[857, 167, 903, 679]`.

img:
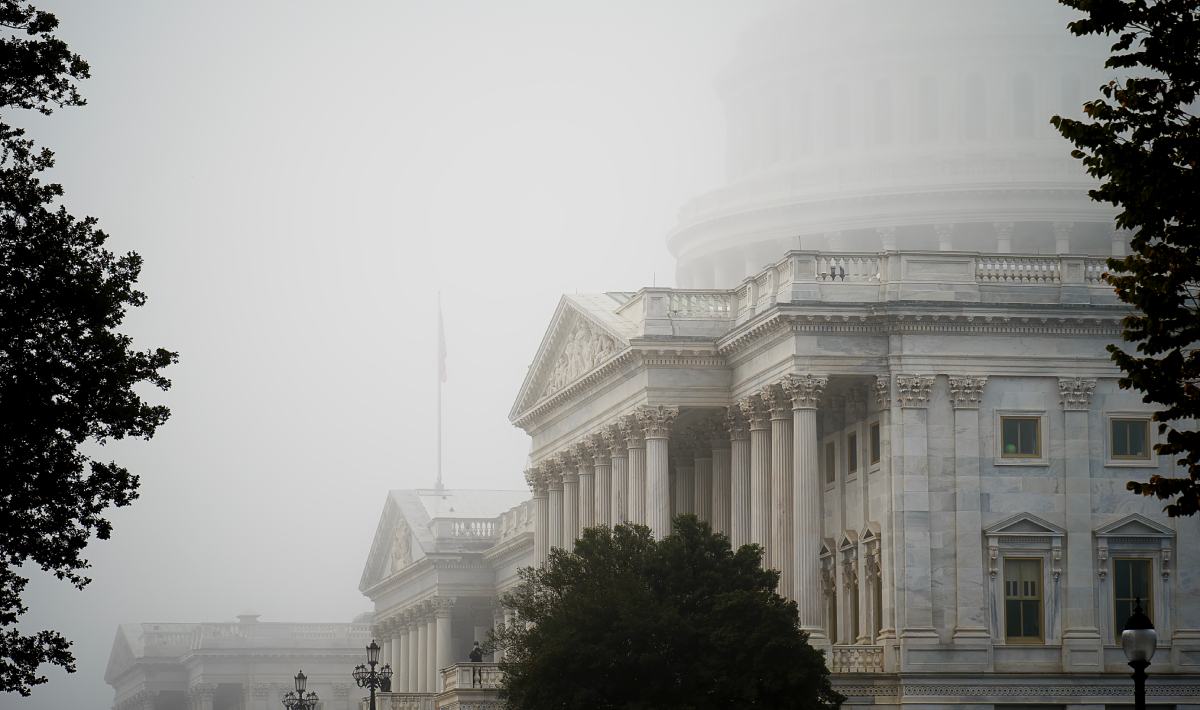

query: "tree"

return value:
[492, 517, 843, 710]
[1, 1, 176, 695]
[1051, 0, 1200, 516]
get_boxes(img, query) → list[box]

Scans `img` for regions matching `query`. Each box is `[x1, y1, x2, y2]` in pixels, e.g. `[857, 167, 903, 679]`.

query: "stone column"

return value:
[189, 684, 215, 710]
[694, 434, 713, 523]
[547, 464, 564, 551]
[674, 438, 695, 517]
[711, 416, 732, 535]
[740, 395, 772, 554]
[435, 597, 454, 687]
[1060, 377, 1102, 671]
[623, 417, 647, 524]
[896, 374, 937, 642]
[395, 621, 408, 690]
[528, 466, 549, 565]
[784, 374, 826, 637]
[594, 431, 614, 526]
[576, 442, 595, 532]
[407, 610, 420, 692]
[728, 406, 752, 549]
[638, 405, 678, 539]
[426, 609, 439, 692]
[416, 608, 429, 692]
[559, 450, 578, 546]
[381, 631, 392, 679]
[949, 377, 991, 657]
[609, 424, 629, 522]
[767, 383, 795, 597]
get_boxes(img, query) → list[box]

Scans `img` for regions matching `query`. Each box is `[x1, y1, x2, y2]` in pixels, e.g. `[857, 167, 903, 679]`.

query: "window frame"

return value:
[823, 439, 837, 488]
[1095, 514, 1174, 646]
[868, 420, 881, 470]
[985, 513, 1064, 646]
[994, 411, 1049, 466]
[1002, 557, 1045, 644]
[846, 430, 859, 479]
[1112, 557, 1154, 643]
[1105, 412, 1156, 467]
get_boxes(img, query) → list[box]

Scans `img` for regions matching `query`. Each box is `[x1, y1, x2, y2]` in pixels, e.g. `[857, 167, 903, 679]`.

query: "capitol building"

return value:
[107, 2, 1199, 709]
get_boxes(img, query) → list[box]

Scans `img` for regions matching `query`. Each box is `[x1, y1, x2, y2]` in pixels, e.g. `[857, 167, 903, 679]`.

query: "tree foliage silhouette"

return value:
[0, 0, 176, 694]
[1051, 0, 1200, 516]
[492, 516, 843, 710]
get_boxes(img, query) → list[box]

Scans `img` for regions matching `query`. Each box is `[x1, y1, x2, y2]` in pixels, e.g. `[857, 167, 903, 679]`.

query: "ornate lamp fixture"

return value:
[352, 639, 393, 710]
[281, 670, 319, 709]
[1121, 599, 1157, 710]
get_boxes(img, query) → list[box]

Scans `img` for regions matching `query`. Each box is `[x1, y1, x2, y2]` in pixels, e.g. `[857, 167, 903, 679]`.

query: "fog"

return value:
[3, 1, 1112, 708]
[4, 1, 787, 708]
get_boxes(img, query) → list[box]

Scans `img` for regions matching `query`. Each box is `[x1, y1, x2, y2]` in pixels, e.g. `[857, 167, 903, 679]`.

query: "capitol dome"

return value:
[670, 0, 1120, 288]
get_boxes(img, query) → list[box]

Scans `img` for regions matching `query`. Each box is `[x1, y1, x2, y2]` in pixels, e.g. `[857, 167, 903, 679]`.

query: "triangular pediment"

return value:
[103, 626, 139, 684]
[510, 295, 633, 420]
[359, 492, 433, 593]
[985, 513, 1065, 537]
[839, 530, 859, 550]
[1096, 513, 1174, 538]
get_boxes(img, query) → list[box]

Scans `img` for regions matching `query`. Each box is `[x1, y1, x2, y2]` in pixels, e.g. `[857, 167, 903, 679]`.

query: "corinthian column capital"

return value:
[725, 405, 749, 441]
[781, 373, 829, 409]
[635, 405, 678, 439]
[1058, 377, 1096, 411]
[738, 394, 770, 430]
[618, 415, 644, 449]
[602, 424, 625, 456]
[895, 374, 934, 408]
[762, 383, 793, 419]
[948, 376, 988, 409]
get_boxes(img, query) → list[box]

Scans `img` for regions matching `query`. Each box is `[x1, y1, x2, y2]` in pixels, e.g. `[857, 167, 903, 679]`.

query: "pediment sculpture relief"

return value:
[390, 523, 411, 574]
[540, 319, 619, 399]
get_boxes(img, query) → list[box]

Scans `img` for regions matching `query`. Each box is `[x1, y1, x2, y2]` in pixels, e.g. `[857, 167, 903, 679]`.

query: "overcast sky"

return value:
[6, 2, 787, 708]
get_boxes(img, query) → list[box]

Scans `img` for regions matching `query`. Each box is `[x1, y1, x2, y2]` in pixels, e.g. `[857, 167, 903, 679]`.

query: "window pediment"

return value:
[1095, 513, 1173, 540]
[985, 513, 1065, 538]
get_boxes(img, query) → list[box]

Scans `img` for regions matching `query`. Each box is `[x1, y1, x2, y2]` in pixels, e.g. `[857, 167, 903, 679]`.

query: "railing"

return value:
[441, 663, 503, 691]
[448, 519, 497, 538]
[975, 255, 1060, 283]
[816, 254, 881, 282]
[363, 693, 436, 710]
[829, 644, 884, 673]
[668, 291, 734, 318]
[497, 499, 535, 541]
[1085, 256, 1109, 283]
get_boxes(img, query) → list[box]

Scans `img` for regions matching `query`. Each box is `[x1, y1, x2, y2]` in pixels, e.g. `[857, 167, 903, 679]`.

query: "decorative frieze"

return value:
[635, 405, 678, 438]
[1058, 377, 1096, 410]
[948, 376, 988, 409]
[540, 318, 620, 399]
[894, 374, 934, 408]
[781, 373, 828, 409]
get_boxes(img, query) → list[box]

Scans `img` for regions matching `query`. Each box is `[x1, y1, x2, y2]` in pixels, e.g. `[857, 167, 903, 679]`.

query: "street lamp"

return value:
[1121, 598, 1157, 710]
[352, 639, 393, 710]
[281, 670, 319, 709]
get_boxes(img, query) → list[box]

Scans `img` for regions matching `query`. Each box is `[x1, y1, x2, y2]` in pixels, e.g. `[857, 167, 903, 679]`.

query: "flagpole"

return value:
[437, 292, 444, 492]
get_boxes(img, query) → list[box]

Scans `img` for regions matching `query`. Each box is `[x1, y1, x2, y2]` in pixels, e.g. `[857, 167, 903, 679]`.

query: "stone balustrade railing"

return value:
[190, 622, 372, 649]
[441, 662, 503, 691]
[361, 693, 436, 710]
[829, 644, 885, 674]
[621, 250, 1118, 338]
[497, 499, 535, 541]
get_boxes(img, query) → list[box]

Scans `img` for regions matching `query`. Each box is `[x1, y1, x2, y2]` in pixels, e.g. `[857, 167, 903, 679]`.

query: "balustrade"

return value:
[829, 644, 885, 674]
[361, 694, 436, 710]
[441, 663, 503, 691]
[975, 255, 1061, 283]
[815, 254, 881, 282]
[668, 291, 733, 318]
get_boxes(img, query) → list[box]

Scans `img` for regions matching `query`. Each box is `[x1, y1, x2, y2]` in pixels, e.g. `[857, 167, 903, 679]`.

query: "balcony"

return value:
[364, 664, 503, 710]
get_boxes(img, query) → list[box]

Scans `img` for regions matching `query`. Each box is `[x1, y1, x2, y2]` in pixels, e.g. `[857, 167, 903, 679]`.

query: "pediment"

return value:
[1096, 513, 1174, 538]
[104, 626, 139, 685]
[838, 530, 859, 550]
[510, 295, 633, 420]
[861, 522, 880, 542]
[985, 513, 1065, 537]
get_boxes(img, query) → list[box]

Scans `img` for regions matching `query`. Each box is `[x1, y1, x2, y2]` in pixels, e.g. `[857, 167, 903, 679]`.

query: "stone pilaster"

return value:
[416, 605, 430, 692]
[711, 415, 732, 535]
[783, 374, 826, 637]
[576, 441, 595, 531]
[594, 429, 614, 526]
[895, 374, 937, 645]
[872, 375, 897, 647]
[727, 406, 752, 549]
[1059, 376, 1103, 672]
[559, 450, 578, 546]
[609, 424, 629, 523]
[740, 394, 772, 554]
[425, 603, 438, 692]
[393, 619, 407, 688]
[637, 405, 678, 539]
[673, 435, 695, 517]
[407, 609, 420, 692]
[526, 466, 549, 565]
[948, 376, 991, 666]
[622, 417, 646, 525]
[766, 382, 795, 597]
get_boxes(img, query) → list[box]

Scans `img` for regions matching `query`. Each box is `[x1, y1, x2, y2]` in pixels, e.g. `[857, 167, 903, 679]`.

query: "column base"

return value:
[1061, 628, 1104, 672]
[947, 627, 994, 672]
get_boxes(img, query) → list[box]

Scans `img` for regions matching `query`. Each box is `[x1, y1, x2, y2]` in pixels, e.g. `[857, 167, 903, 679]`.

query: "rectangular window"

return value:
[847, 432, 859, 474]
[825, 442, 836, 485]
[1111, 418, 1151, 460]
[1114, 558, 1153, 641]
[869, 421, 881, 465]
[1001, 416, 1041, 458]
[1004, 558, 1043, 642]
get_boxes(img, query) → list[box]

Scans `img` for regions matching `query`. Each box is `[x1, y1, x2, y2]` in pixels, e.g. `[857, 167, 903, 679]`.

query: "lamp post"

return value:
[281, 670, 319, 710]
[352, 639, 393, 710]
[1121, 599, 1157, 710]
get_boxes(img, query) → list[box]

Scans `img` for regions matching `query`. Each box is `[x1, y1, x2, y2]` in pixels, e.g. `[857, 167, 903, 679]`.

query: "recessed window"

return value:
[1004, 558, 1043, 643]
[869, 421, 881, 466]
[1114, 558, 1153, 642]
[1001, 416, 1041, 458]
[1111, 418, 1151, 460]
[847, 432, 859, 475]
[825, 441, 836, 485]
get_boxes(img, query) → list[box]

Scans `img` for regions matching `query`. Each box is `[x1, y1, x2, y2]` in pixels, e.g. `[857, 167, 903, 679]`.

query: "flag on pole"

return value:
[438, 296, 447, 383]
